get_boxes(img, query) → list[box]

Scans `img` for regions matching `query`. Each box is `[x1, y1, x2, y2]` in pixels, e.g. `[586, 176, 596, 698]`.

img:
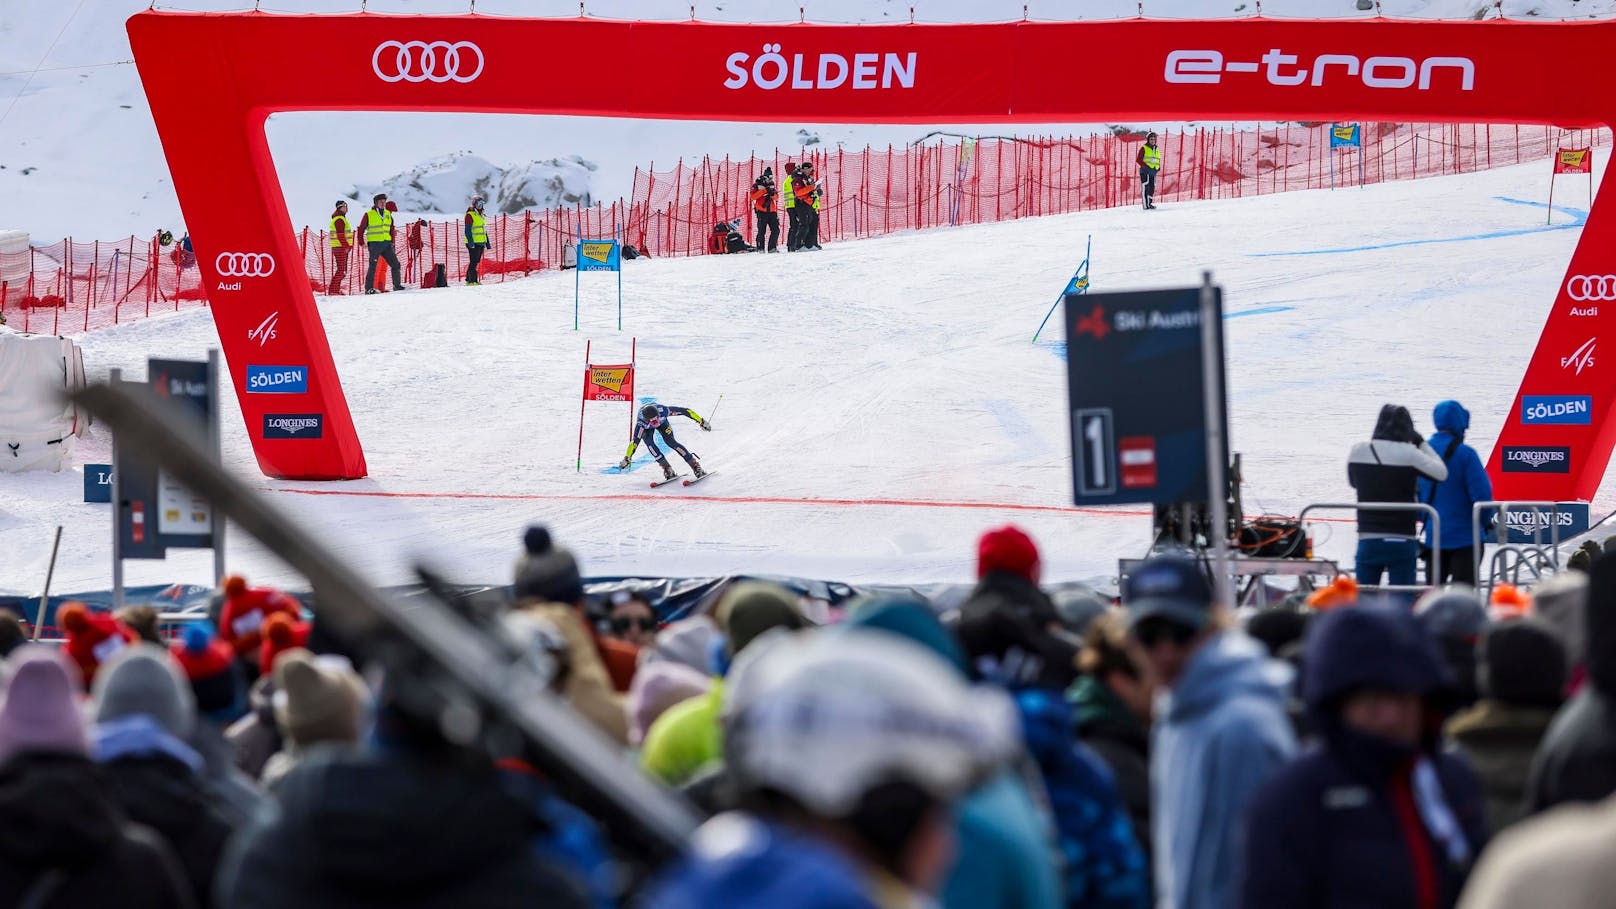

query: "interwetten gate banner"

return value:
[128, 12, 1616, 499]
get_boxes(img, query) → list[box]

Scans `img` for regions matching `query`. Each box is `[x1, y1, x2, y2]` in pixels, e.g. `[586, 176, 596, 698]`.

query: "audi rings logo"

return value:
[215, 253, 275, 278]
[1567, 275, 1616, 301]
[372, 41, 484, 83]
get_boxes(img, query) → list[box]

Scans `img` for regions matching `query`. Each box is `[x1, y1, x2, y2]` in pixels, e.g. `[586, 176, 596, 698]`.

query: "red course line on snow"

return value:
[266, 485, 1153, 516]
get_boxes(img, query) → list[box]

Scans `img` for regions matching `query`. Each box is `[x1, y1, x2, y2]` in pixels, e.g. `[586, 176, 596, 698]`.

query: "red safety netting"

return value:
[2, 122, 1605, 337]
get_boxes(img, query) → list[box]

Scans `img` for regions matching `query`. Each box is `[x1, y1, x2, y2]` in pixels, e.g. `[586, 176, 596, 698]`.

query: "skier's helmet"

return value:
[640, 404, 660, 425]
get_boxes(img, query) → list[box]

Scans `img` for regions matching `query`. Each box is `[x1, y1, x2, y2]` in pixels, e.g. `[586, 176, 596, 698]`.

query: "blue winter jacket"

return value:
[1417, 401, 1495, 550]
[1241, 604, 1490, 909]
[640, 813, 907, 909]
[1015, 688, 1151, 909]
[1151, 632, 1296, 909]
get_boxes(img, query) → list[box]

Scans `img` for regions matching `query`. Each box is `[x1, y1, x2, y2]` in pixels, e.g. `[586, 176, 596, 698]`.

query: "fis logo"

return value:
[249, 312, 279, 348]
[1562, 338, 1597, 375]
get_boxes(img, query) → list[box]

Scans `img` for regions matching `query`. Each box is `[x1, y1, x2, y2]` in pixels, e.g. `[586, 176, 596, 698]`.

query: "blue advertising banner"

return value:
[577, 239, 621, 272]
[1500, 502, 1591, 544]
[1330, 123, 1362, 148]
[84, 464, 113, 503]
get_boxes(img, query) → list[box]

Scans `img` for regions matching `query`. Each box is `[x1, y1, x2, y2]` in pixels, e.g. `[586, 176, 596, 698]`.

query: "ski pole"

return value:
[35, 525, 61, 641]
[708, 394, 724, 426]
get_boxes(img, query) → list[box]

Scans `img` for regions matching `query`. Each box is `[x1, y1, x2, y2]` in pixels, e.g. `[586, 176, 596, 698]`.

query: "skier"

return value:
[618, 402, 711, 481]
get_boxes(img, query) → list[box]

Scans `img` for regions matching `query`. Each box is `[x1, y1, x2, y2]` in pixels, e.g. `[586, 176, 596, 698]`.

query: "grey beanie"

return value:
[513, 526, 583, 604]
[93, 644, 197, 739]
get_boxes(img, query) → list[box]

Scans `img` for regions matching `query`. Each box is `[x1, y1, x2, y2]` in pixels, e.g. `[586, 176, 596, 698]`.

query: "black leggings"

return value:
[645, 427, 694, 465]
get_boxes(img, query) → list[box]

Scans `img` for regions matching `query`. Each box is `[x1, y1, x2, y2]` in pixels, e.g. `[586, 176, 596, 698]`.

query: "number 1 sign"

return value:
[1063, 286, 1227, 507]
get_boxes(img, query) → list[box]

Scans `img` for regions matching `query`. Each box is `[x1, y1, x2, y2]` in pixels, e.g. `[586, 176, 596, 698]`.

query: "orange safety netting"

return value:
[1, 122, 1605, 337]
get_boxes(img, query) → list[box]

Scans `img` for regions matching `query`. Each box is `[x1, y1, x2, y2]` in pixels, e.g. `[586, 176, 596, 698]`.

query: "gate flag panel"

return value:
[129, 12, 1616, 497]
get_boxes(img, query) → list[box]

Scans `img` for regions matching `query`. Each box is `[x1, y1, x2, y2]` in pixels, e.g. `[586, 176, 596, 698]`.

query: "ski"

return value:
[682, 471, 716, 487]
[650, 474, 687, 488]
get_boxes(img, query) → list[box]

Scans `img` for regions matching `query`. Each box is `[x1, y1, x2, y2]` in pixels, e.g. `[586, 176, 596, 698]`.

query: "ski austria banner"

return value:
[1555, 147, 1593, 174]
[128, 11, 1616, 500]
[578, 339, 636, 471]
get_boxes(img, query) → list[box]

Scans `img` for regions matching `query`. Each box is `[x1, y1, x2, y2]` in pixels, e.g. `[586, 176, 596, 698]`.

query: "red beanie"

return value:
[260, 612, 312, 677]
[57, 602, 136, 688]
[218, 575, 302, 658]
[977, 525, 1041, 584]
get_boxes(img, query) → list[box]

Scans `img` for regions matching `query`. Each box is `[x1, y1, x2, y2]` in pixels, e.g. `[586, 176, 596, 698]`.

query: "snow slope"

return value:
[4, 0, 1616, 241]
[0, 151, 1604, 594]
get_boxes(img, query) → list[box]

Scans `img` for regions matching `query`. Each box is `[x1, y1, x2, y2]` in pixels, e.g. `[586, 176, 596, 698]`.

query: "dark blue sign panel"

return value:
[1064, 286, 1226, 506]
[84, 464, 113, 503]
[1501, 502, 1591, 544]
[147, 358, 214, 550]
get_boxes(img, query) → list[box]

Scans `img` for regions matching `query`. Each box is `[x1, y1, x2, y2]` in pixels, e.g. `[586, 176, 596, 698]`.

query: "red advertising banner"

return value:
[584, 364, 635, 403]
[1555, 147, 1593, 174]
[129, 11, 1616, 500]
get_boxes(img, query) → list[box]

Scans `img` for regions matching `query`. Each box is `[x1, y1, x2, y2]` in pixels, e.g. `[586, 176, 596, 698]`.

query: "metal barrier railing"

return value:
[1472, 500, 1563, 601]
[1300, 501, 1441, 594]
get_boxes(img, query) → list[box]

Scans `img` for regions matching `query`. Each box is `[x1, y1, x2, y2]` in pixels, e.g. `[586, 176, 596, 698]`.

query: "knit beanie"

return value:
[640, 615, 722, 675]
[1489, 584, 1533, 621]
[716, 582, 808, 659]
[0, 646, 90, 765]
[1415, 585, 1489, 641]
[1533, 571, 1587, 669]
[977, 525, 1041, 584]
[219, 575, 303, 657]
[513, 526, 583, 604]
[272, 650, 369, 748]
[171, 623, 245, 721]
[1306, 575, 1359, 611]
[260, 613, 312, 678]
[58, 602, 135, 688]
[1480, 618, 1568, 708]
[92, 644, 196, 739]
[626, 660, 711, 746]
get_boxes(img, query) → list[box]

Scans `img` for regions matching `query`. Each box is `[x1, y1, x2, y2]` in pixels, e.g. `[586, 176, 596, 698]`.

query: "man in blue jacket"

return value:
[1125, 555, 1296, 909]
[1241, 602, 1489, 909]
[1418, 400, 1494, 586]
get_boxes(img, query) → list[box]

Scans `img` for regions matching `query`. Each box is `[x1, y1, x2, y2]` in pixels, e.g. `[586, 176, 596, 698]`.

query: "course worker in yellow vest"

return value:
[464, 197, 489, 285]
[356, 192, 405, 294]
[327, 200, 352, 295]
[1136, 132, 1163, 210]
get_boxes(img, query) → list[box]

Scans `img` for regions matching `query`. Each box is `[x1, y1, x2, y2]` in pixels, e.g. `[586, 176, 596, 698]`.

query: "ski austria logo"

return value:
[723, 45, 917, 90]
[1561, 338, 1596, 375]
[246, 366, 308, 395]
[215, 253, 275, 278]
[263, 414, 323, 439]
[1074, 305, 1110, 340]
[1520, 395, 1592, 425]
[1501, 446, 1571, 473]
[1164, 49, 1475, 91]
[373, 41, 484, 83]
[248, 312, 279, 348]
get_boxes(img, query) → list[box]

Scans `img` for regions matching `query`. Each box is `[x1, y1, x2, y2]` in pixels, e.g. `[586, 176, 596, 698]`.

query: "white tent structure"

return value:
[0, 329, 87, 472]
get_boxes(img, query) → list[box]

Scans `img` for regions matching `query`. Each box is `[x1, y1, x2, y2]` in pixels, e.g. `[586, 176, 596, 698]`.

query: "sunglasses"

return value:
[1133, 617, 1199, 648]
[611, 616, 657, 633]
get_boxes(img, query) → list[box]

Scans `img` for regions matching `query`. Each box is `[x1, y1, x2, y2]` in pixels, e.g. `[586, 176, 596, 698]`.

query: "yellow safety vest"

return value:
[1142, 144, 1162, 171]
[364, 208, 393, 243]
[782, 175, 796, 209]
[812, 191, 821, 211]
[329, 215, 347, 247]
[467, 209, 487, 244]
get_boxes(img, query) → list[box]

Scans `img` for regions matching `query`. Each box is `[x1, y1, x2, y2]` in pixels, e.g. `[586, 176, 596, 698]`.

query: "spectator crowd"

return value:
[0, 509, 1612, 909]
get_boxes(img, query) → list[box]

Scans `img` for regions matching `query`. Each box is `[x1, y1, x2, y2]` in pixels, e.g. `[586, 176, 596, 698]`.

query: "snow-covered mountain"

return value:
[350, 153, 597, 215]
[3, 0, 1614, 241]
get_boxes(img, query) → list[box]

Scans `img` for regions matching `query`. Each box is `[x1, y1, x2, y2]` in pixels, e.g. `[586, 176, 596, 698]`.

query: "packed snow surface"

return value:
[0, 152, 1607, 594]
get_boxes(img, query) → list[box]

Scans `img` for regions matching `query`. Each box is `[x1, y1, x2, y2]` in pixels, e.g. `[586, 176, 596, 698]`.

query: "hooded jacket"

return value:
[1349, 405, 1449, 539]
[1526, 550, 1616, 811]
[1242, 605, 1489, 909]
[845, 599, 1063, 909]
[1417, 401, 1495, 550]
[0, 753, 195, 909]
[1152, 631, 1296, 909]
[216, 749, 591, 909]
[94, 716, 235, 906]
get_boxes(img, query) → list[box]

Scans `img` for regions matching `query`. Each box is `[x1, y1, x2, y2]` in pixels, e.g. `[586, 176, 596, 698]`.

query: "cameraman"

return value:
[751, 167, 780, 253]
[1347, 404, 1448, 597]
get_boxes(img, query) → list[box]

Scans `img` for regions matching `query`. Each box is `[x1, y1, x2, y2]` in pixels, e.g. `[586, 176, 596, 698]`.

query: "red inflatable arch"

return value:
[128, 11, 1613, 500]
